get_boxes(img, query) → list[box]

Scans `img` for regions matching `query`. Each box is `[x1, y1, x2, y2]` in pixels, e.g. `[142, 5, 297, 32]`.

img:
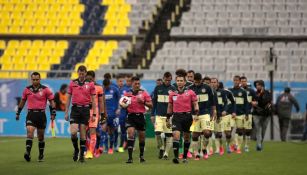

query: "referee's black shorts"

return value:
[125, 113, 146, 131]
[172, 112, 193, 133]
[26, 110, 47, 129]
[70, 105, 90, 125]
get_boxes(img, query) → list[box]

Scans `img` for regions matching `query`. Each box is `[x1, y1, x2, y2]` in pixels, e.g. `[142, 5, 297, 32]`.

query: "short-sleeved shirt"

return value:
[189, 83, 215, 115]
[169, 88, 197, 113]
[92, 83, 103, 113]
[68, 79, 96, 105]
[22, 84, 54, 110]
[125, 89, 152, 114]
[104, 86, 120, 116]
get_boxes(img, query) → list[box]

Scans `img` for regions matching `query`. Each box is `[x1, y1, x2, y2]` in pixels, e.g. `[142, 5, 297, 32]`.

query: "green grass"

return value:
[0, 137, 307, 175]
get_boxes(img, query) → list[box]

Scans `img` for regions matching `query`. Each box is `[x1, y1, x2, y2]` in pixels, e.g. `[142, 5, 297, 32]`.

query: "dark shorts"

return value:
[172, 113, 193, 133]
[125, 113, 146, 131]
[70, 106, 90, 125]
[26, 111, 47, 129]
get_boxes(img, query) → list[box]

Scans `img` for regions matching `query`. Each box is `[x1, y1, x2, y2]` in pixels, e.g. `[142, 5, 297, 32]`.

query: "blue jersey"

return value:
[104, 86, 120, 116]
[118, 85, 131, 117]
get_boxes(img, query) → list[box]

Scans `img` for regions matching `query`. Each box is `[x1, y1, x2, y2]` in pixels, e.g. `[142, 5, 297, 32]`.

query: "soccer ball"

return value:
[119, 96, 131, 108]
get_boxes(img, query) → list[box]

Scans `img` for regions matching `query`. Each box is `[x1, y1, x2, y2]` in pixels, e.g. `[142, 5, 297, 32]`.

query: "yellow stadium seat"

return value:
[0, 55, 11, 64]
[71, 72, 78, 79]
[102, 27, 114, 35]
[37, 19, 48, 27]
[12, 19, 25, 26]
[15, 4, 26, 11]
[16, 48, 28, 56]
[0, 40, 6, 48]
[26, 4, 38, 11]
[45, 26, 56, 34]
[20, 26, 33, 34]
[53, 49, 65, 57]
[57, 40, 68, 49]
[106, 41, 118, 49]
[85, 56, 96, 64]
[115, 27, 127, 35]
[4, 48, 16, 56]
[12, 55, 24, 63]
[56, 26, 67, 34]
[73, 4, 85, 12]
[32, 26, 44, 34]
[8, 40, 20, 48]
[50, 4, 61, 12]
[49, 57, 60, 64]
[1, 64, 13, 70]
[14, 63, 26, 70]
[121, 4, 131, 12]
[10, 72, 23, 79]
[41, 49, 52, 56]
[28, 48, 40, 56]
[40, 72, 47, 79]
[32, 40, 44, 48]
[26, 63, 38, 70]
[38, 63, 50, 71]
[0, 72, 9, 79]
[37, 4, 49, 11]
[0, 26, 9, 34]
[20, 40, 32, 48]
[25, 57, 37, 63]
[98, 57, 109, 64]
[67, 27, 79, 34]
[45, 40, 56, 48]
[119, 19, 130, 27]
[106, 19, 118, 27]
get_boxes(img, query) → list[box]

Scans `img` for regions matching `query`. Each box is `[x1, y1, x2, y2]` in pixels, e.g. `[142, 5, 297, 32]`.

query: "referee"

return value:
[167, 73, 199, 164]
[16, 72, 56, 162]
[122, 77, 152, 163]
[64, 65, 96, 163]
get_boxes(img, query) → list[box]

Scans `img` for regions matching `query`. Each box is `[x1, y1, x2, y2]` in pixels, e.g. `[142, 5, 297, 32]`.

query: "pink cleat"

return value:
[203, 154, 209, 160]
[219, 147, 224, 156]
[236, 149, 242, 154]
[179, 153, 183, 159]
[108, 148, 114, 154]
[187, 151, 193, 158]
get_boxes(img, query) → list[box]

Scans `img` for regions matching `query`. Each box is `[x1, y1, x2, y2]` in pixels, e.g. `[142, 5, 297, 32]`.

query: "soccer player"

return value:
[103, 78, 120, 154]
[84, 71, 106, 159]
[229, 75, 249, 154]
[151, 72, 173, 159]
[189, 73, 216, 160]
[167, 73, 199, 164]
[240, 76, 256, 152]
[117, 75, 130, 152]
[122, 77, 152, 163]
[210, 78, 227, 155]
[219, 82, 236, 153]
[65, 65, 96, 163]
[187, 70, 195, 83]
[16, 72, 56, 162]
[203, 76, 211, 85]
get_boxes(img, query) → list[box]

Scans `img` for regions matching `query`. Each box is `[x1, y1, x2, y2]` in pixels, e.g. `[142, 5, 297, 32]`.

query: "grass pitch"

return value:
[0, 137, 306, 175]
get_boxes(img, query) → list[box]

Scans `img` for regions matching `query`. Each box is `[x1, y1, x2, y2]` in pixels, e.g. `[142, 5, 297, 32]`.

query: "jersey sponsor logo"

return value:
[217, 92, 221, 96]
[238, 92, 242, 96]
[39, 91, 43, 96]
[110, 90, 114, 93]
[201, 88, 206, 93]
[85, 85, 89, 89]
[172, 96, 177, 101]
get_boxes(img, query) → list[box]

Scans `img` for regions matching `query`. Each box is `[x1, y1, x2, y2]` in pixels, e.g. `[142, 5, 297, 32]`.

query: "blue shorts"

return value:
[107, 115, 119, 128]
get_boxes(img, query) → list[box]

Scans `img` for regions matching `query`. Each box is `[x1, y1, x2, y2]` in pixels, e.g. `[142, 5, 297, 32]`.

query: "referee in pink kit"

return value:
[65, 65, 96, 163]
[121, 77, 152, 164]
[167, 73, 199, 164]
[16, 72, 56, 162]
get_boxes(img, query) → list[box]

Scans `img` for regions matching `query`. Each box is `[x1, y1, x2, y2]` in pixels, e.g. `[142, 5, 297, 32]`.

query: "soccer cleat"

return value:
[182, 159, 188, 163]
[219, 147, 224, 155]
[98, 147, 104, 154]
[73, 150, 79, 162]
[126, 159, 133, 164]
[209, 148, 214, 156]
[79, 154, 85, 163]
[172, 158, 180, 164]
[123, 142, 127, 150]
[244, 146, 249, 153]
[158, 149, 164, 159]
[108, 148, 114, 154]
[187, 151, 193, 158]
[38, 154, 44, 162]
[85, 152, 93, 159]
[203, 154, 209, 160]
[118, 147, 124, 153]
[179, 153, 183, 159]
[215, 150, 220, 155]
[163, 155, 168, 160]
[194, 155, 200, 161]
[256, 144, 262, 151]
[236, 149, 242, 154]
[24, 152, 31, 162]
[140, 157, 146, 163]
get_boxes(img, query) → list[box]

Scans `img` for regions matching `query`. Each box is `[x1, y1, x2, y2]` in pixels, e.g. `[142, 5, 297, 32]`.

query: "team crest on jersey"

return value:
[201, 88, 206, 93]
[173, 96, 177, 101]
[110, 90, 114, 93]
[85, 85, 88, 89]
[238, 92, 242, 96]
[39, 91, 43, 96]
[217, 92, 221, 96]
